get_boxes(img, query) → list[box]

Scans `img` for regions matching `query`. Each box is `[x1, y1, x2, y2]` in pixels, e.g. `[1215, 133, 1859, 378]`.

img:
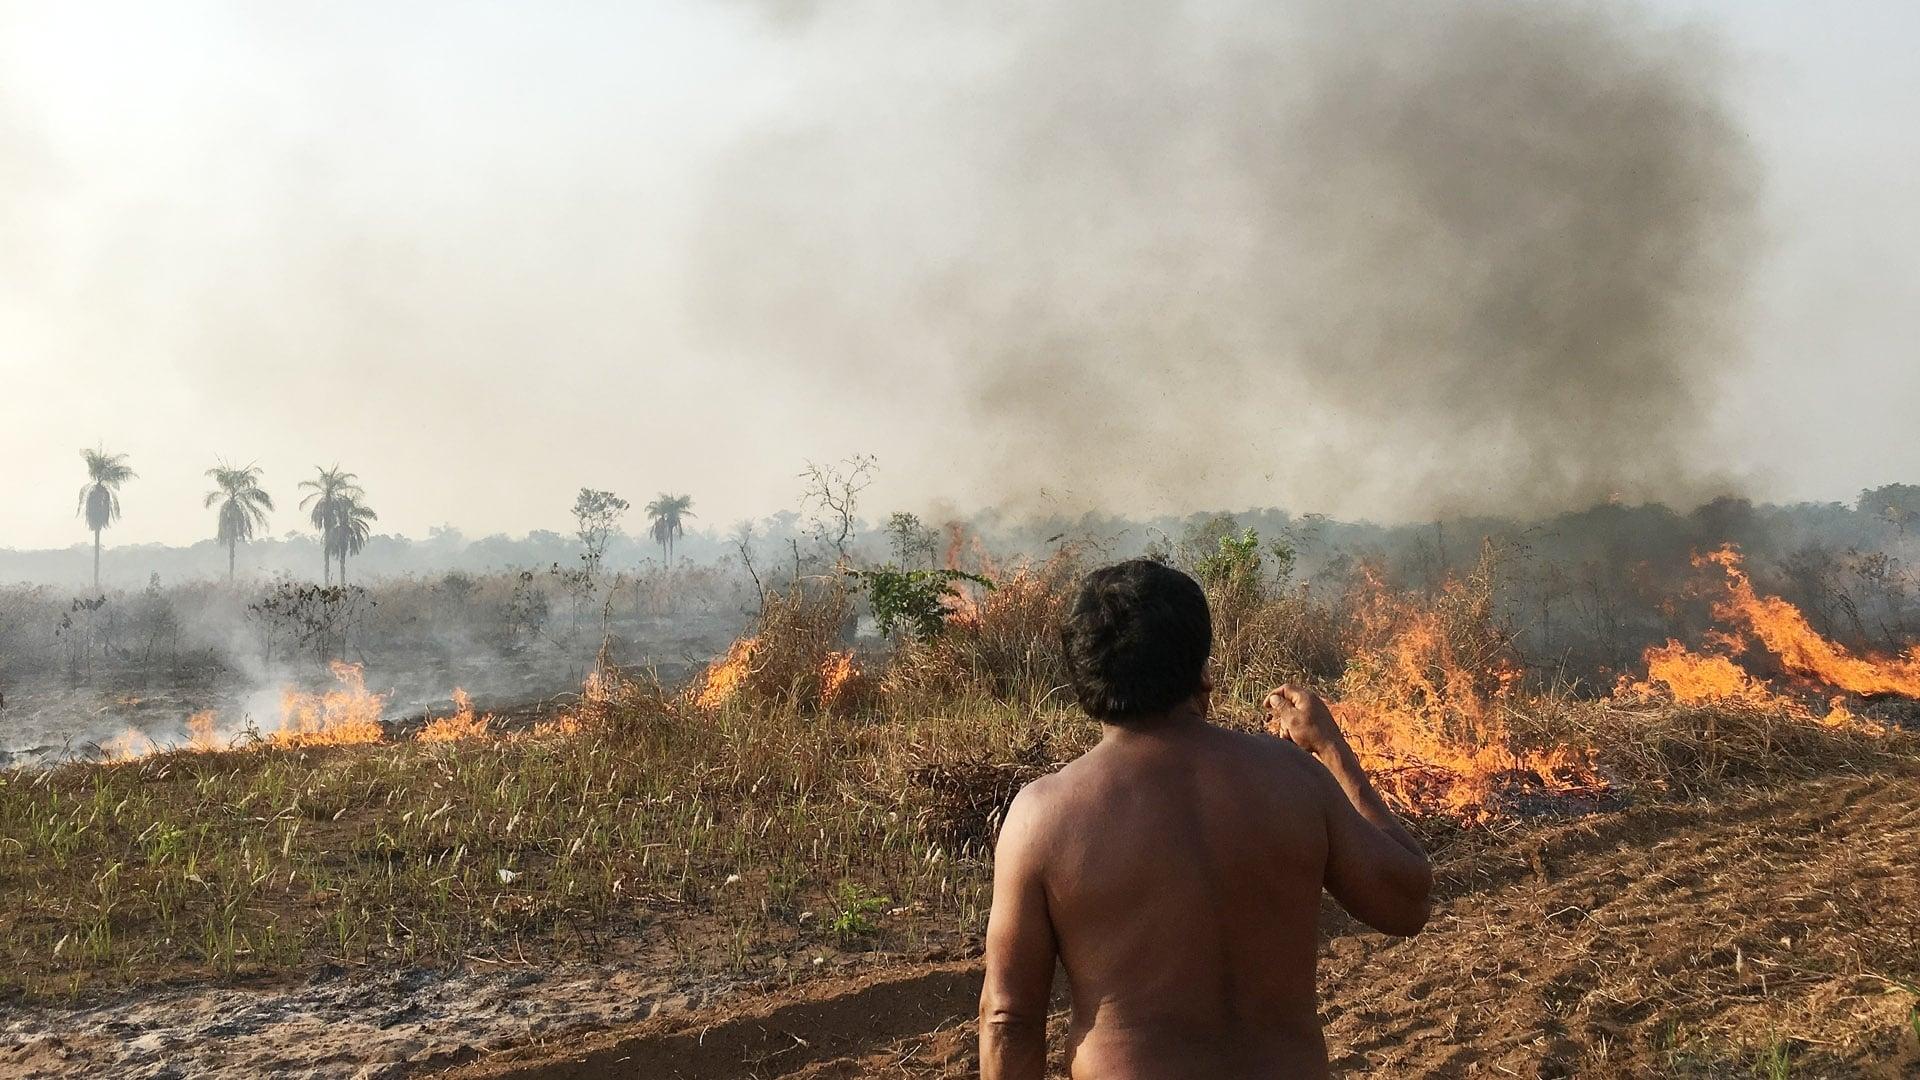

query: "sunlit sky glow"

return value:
[2, 1, 1916, 550]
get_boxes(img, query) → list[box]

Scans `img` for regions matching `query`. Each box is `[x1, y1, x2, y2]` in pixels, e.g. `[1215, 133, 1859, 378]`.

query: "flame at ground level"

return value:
[1629, 640, 1775, 706]
[74, 542, 1907, 818]
[274, 661, 387, 748]
[1616, 549, 1902, 735]
[695, 638, 759, 710]
[185, 710, 222, 751]
[1282, 565, 1607, 820]
[1326, 705, 1602, 819]
[690, 637, 864, 712]
[819, 651, 858, 709]
[1703, 547, 1920, 698]
[96, 728, 154, 762]
[418, 688, 490, 742]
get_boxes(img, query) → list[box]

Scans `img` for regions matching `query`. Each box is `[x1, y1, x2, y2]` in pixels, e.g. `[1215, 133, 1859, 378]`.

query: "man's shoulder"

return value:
[1210, 727, 1336, 806]
[1214, 725, 1320, 767]
[998, 767, 1075, 859]
[1008, 758, 1079, 815]
[1003, 751, 1104, 832]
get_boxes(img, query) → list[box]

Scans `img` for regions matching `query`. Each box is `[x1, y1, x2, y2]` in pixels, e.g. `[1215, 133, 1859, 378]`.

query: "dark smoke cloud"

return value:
[694, 0, 1757, 521]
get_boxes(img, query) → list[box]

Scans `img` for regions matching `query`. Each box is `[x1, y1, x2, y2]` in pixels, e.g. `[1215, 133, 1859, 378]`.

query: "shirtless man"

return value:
[979, 559, 1433, 1079]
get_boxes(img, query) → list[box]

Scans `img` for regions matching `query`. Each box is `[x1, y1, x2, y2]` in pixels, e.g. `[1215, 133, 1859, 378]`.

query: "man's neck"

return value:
[1099, 701, 1209, 743]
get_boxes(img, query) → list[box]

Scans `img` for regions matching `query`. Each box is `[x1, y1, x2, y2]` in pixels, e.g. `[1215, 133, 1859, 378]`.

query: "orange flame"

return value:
[1627, 639, 1776, 705]
[97, 728, 154, 762]
[695, 637, 759, 710]
[274, 661, 387, 748]
[819, 650, 858, 708]
[1618, 639, 1883, 734]
[419, 688, 491, 742]
[1818, 695, 1868, 732]
[943, 586, 983, 628]
[185, 710, 223, 751]
[1301, 568, 1602, 819]
[1702, 547, 1920, 697]
[532, 711, 583, 737]
[1612, 548, 1899, 735]
[942, 522, 1000, 578]
[534, 667, 635, 736]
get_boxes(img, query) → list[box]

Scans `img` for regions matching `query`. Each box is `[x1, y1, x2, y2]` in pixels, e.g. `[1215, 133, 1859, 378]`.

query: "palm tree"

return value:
[645, 494, 695, 566]
[204, 461, 273, 582]
[298, 466, 364, 585]
[76, 446, 135, 591]
[328, 495, 378, 585]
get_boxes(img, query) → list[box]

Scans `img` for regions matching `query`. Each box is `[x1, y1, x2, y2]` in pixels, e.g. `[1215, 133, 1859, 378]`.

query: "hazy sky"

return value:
[2, 0, 1916, 550]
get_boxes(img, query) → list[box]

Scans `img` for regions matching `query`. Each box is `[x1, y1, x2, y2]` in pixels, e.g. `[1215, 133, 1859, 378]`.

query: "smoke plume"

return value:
[694, 0, 1757, 520]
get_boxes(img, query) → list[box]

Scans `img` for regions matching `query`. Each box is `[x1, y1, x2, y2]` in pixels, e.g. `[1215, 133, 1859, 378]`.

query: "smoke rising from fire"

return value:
[696, 0, 1758, 519]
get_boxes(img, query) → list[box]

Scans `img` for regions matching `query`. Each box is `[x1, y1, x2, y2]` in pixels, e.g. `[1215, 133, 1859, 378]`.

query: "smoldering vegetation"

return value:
[696, 0, 1757, 520]
[4, 476, 1919, 1021]
[5, 479, 1919, 760]
[0, 562, 748, 764]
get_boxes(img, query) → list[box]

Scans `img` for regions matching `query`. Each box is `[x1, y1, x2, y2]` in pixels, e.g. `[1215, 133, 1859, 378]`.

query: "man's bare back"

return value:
[983, 557, 1436, 1068]
[977, 561, 1431, 1079]
[1017, 721, 1337, 1077]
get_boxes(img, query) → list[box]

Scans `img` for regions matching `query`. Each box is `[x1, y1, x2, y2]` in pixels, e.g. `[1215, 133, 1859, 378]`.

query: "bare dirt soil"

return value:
[442, 766, 1920, 1080]
[3, 765, 1914, 1079]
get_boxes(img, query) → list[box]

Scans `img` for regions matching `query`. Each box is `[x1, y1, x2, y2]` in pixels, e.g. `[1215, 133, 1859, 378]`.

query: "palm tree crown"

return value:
[646, 493, 695, 565]
[77, 446, 135, 590]
[205, 461, 273, 580]
[77, 447, 134, 532]
[327, 495, 378, 584]
[298, 466, 365, 585]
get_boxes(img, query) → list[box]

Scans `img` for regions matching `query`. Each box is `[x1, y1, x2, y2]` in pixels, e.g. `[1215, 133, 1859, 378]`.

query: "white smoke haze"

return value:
[4, 0, 1919, 767]
[696, 0, 1758, 521]
[7, 0, 1920, 554]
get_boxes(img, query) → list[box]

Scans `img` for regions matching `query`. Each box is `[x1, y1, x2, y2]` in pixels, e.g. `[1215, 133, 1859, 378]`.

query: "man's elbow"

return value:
[979, 992, 1048, 1035]
[1383, 863, 1435, 937]
[1359, 858, 1434, 937]
[1377, 896, 1431, 937]
[978, 993, 1048, 1080]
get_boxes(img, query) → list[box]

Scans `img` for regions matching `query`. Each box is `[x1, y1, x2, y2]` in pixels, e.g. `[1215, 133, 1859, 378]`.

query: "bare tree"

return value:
[731, 520, 766, 610]
[798, 454, 877, 565]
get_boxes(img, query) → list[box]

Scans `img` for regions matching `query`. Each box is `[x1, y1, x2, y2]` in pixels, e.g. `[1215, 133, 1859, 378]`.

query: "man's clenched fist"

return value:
[1264, 684, 1347, 759]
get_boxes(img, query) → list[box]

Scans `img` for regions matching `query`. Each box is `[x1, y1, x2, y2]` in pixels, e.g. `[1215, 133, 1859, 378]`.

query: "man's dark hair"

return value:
[1060, 559, 1212, 723]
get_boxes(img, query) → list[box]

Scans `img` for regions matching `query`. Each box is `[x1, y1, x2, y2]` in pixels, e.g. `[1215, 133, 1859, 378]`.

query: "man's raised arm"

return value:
[979, 783, 1058, 1080]
[1267, 685, 1433, 937]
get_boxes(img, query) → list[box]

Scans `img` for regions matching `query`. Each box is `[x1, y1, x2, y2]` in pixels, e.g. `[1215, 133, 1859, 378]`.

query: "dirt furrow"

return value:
[444, 765, 1920, 1079]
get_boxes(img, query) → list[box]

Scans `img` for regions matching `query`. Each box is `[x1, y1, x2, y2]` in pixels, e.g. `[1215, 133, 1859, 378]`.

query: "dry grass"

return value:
[1211, 587, 1350, 696]
[1, 553, 1913, 1013]
[0, 679, 1097, 1002]
[1518, 695, 1900, 797]
[879, 553, 1079, 710]
[692, 578, 859, 713]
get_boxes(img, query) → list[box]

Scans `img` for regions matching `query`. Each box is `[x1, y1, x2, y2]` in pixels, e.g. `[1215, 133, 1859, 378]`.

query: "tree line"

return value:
[72, 446, 695, 591]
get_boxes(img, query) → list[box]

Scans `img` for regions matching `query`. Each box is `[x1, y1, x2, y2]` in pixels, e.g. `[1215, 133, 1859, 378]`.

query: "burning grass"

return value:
[1613, 548, 1911, 740]
[0, 681, 1099, 1001]
[417, 688, 491, 743]
[1704, 546, 1920, 697]
[2, 542, 1915, 1007]
[880, 553, 1076, 709]
[690, 580, 859, 714]
[272, 660, 387, 748]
